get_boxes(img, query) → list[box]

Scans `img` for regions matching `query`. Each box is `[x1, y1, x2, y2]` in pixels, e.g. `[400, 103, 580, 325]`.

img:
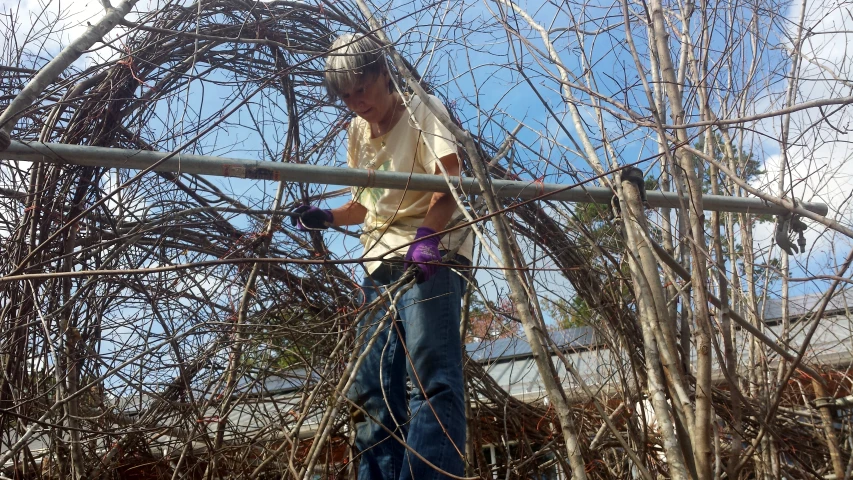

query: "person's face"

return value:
[340, 70, 395, 125]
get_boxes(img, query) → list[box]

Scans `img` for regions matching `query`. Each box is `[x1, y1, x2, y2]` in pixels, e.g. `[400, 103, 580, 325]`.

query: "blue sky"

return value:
[4, 0, 853, 330]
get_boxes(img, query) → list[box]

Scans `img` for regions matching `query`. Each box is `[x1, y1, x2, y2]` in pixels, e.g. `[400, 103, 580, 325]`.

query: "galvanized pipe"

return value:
[2, 140, 829, 216]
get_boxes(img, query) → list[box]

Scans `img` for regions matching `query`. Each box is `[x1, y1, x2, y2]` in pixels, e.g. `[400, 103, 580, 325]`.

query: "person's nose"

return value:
[353, 92, 367, 109]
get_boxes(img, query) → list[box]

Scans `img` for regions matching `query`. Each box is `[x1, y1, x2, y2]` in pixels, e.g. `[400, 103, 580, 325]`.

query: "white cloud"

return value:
[5, 0, 136, 70]
[751, 0, 853, 258]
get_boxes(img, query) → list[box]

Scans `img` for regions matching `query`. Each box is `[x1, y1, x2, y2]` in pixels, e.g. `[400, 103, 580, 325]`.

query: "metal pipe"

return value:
[2, 141, 830, 216]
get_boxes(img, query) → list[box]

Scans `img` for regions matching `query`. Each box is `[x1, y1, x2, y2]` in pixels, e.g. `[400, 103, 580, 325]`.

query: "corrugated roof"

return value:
[465, 325, 600, 362]
[236, 368, 320, 395]
[9, 294, 852, 462]
[111, 368, 319, 416]
[760, 288, 853, 322]
[479, 348, 625, 401]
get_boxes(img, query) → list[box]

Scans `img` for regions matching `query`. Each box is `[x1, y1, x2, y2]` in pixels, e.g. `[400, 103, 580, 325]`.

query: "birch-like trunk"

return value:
[0, 0, 140, 149]
[647, 0, 714, 476]
[620, 173, 689, 480]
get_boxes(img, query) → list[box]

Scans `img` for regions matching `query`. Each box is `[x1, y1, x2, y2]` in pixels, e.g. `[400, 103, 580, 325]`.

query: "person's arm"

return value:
[419, 153, 461, 232]
[330, 200, 368, 227]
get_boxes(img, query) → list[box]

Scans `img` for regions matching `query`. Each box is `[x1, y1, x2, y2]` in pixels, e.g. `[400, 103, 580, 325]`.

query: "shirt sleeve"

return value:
[416, 95, 458, 173]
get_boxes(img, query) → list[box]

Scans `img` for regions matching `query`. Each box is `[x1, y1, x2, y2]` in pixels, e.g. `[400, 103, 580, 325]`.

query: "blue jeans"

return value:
[349, 256, 468, 480]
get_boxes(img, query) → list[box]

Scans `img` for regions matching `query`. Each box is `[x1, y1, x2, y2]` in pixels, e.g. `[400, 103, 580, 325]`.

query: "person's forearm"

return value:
[420, 192, 459, 232]
[421, 153, 462, 232]
[330, 201, 367, 226]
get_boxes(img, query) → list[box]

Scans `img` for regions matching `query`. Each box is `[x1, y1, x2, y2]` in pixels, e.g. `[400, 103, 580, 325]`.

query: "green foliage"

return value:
[689, 134, 781, 286]
[644, 177, 660, 191]
[733, 243, 783, 290]
[545, 296, 593, 330]
[572, 201, 623, 254]
[244, 306, 320, 369]
[693, 133, 765, 194]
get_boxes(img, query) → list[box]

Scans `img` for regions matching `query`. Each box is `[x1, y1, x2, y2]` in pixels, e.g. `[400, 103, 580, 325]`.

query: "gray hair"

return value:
[324, 33, 387, 100]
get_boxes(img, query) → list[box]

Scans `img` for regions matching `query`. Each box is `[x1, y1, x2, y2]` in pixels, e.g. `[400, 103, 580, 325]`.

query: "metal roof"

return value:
[465, 325, 600, 362]
[760, 288, 853, 322]
[7, 293, 853, 466]
[464, 292, 853, 403]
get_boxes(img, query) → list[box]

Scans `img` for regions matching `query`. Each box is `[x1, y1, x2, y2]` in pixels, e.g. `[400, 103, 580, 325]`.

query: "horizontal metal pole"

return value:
[2, 141, 829, 216]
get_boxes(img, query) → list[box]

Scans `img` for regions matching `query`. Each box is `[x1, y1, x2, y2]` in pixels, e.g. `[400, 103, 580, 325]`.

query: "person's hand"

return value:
[404, 227, 442, 283]
[291, 205, 333, 231]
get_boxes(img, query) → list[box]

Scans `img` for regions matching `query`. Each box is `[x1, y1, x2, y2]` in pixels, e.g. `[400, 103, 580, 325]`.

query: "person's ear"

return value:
[382, 69, 393, 92]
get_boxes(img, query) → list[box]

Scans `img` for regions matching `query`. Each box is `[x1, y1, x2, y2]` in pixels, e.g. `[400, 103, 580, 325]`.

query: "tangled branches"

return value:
[2, 0, 853, 479]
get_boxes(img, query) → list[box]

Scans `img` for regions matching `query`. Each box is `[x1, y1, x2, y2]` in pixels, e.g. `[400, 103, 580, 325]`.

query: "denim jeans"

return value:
[349, 256, 468, 480]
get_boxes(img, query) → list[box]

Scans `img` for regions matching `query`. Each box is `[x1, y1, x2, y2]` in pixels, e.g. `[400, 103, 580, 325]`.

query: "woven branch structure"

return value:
[0, 2, 850, 479]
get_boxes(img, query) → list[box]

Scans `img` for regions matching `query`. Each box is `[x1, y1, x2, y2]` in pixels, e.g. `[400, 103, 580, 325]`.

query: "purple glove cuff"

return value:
[414, 227, 439, 243]
[405, 227, 442, 282]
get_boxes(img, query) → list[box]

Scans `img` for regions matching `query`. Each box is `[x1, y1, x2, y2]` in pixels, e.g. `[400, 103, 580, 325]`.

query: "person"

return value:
[292, 33, 473, 480]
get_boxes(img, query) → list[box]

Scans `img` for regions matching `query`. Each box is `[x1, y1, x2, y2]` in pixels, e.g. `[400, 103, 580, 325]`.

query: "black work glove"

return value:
[291, 205, 334, 231]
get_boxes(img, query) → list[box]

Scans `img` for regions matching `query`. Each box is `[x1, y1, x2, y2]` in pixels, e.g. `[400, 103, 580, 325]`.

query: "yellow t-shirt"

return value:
[346, 94, 474, 273]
